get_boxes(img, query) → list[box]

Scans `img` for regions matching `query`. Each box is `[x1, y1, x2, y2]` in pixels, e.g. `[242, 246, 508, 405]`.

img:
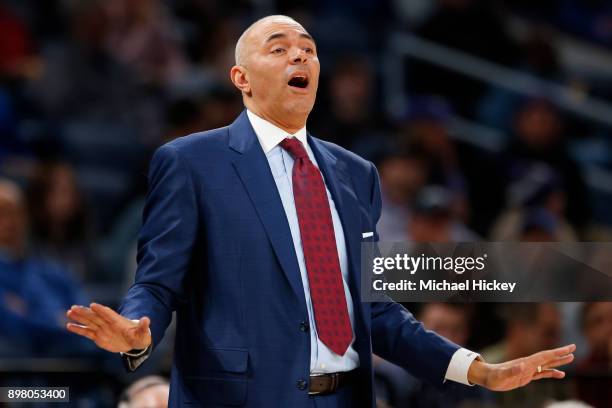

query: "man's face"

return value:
[534, 303, 561, 351]
[409, 213, 452, 243]
[420, 304, 469, 345]
[239, 19, 320, 122]
[379, 157, 425, 204]
[583, 302, 612, 354]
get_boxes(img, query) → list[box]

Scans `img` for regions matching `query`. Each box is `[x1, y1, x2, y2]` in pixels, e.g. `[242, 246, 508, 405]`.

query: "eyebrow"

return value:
[264, 32, 315, 44]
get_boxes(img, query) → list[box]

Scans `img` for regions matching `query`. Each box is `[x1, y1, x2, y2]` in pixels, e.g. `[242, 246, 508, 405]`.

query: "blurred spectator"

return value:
[477, 26, 565, 131]
[169, 0, 247, 93]
[103, 0, 187, 85]
[376, 152, 427, 241]
[197, 85, 244, 131]
[33, 0, 128, 118]
[399, 95, 506, 235]
[374, 303, 492, 408]
[519, 207, 560, 242]
[311, 55, 388, 153]
[394, 95, 495, 231]
[0, 178, 96, 357]
[545, 402, 594, 408]
[397, 96, 464, 191]
[164, 97, 207, 142]
[483, 303, 561, 363]
[407, 303, 493, 408]
[118, 375, 169, 408]
[491, 164, 577, 241]
[0, 2, 38, 79]
[96, 197, 144, 289]
[575, 302, 612, 408]
[420, 303, 471, 345]
[407, 0, 520, 114]
[26, 162, 94, 281]
[502, 98, 589, 234]
[419, 0, 520, 65]
[31, 0, 165, 145]
[481, 303, 570, 407]
[557, 0, 612, 47]
[520, 27, 563, 79]
[408, 185, 479, 243]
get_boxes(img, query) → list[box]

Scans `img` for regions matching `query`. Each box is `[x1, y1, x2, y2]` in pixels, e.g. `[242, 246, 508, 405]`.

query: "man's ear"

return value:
[230, 66, 251, 96]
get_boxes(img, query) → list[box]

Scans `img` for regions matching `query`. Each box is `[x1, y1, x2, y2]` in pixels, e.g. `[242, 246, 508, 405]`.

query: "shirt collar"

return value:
[246, 109, 308, 154]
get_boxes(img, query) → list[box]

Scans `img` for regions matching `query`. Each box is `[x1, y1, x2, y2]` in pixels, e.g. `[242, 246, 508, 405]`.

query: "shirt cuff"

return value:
[122, 345, 150, 358]
[444, 348, 481, 386]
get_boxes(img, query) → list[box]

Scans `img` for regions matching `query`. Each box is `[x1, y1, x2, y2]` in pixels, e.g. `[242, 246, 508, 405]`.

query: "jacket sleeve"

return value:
[366, 162, 460, 387]
[118, 143, 199, 369]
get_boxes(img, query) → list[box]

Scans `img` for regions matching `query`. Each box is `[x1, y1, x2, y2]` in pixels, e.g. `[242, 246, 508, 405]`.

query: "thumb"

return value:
[126, 317, 151, 349]
[126, 317, 149, 339]
[136, 316, 151, 336]
[139, 316, 150, 329]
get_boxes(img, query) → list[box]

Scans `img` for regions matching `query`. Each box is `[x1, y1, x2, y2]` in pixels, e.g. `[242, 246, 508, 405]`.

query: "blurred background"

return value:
[1, 0, 611, 406]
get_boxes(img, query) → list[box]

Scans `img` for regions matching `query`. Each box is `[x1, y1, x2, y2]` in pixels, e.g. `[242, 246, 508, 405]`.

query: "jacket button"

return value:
[299, 321, 309, 332]
[296, 379, 307, 390]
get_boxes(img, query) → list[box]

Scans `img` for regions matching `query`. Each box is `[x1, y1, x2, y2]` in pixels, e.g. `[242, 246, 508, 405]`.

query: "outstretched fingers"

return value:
[543, 353, 575, 370]
[533, 344, 576, 366]
[90, 302, 125, 327]
[66, 323, 97, 341]
[67, 305, 105, 329]
[532, 369, 565, 381]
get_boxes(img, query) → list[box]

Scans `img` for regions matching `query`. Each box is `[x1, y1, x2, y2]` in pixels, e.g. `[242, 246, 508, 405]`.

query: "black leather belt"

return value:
[309, 369, 359, 395]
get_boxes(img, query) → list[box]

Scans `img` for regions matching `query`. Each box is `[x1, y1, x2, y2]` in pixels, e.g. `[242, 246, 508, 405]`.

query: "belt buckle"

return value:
[308, 373, 325, 395]
[308, 373, 339, 396]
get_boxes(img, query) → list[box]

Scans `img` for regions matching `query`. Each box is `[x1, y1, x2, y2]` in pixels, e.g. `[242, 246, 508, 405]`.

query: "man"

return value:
[481, 303, 569, 408]
[66, 15, 575, 407]
[0, 179, 94, 357]
[575, 302, 612, 408]
[373, 303, 488, 408]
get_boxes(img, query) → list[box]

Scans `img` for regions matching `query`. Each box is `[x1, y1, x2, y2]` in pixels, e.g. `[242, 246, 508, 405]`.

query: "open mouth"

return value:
[288, 75, 309, 89]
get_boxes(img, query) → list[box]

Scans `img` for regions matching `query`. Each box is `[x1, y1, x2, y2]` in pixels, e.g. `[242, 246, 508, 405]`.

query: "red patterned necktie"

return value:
[280, 137, 353, 356]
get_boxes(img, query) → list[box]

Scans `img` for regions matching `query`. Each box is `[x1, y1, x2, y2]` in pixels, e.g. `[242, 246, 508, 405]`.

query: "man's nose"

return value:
[289, 48, 307, 64]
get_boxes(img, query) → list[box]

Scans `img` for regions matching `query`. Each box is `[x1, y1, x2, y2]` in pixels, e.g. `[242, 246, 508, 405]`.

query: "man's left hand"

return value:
[467, 344, 576, 391]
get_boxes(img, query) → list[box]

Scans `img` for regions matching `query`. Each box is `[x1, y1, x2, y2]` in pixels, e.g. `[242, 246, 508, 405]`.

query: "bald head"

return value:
[234, 15, 306, 66]
[230, 15, 319, 133]
[120, 375, 169, 408]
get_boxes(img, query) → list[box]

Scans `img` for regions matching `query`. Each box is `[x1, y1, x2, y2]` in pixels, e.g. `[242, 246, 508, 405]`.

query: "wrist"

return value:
[467, 358, 489, 387]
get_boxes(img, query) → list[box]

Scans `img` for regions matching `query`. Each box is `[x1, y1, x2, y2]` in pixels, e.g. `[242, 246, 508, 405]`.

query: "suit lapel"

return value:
[229, 112, 306, 311]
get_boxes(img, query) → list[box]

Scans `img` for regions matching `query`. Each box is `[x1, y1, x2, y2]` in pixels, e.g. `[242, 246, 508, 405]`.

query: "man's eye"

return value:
[304, 48, 314, 54]
[272, 48, 285, 54]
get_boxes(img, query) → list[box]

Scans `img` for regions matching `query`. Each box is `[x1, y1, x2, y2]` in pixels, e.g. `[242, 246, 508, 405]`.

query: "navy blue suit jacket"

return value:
[119, 111, 460, 407]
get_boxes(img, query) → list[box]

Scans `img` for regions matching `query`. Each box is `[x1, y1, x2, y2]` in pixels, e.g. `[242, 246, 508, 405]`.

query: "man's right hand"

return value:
[66, 303, 152, 353]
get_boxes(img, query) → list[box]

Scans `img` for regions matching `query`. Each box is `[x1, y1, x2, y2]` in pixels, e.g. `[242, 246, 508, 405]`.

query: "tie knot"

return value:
[280, 137, 308, 160]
